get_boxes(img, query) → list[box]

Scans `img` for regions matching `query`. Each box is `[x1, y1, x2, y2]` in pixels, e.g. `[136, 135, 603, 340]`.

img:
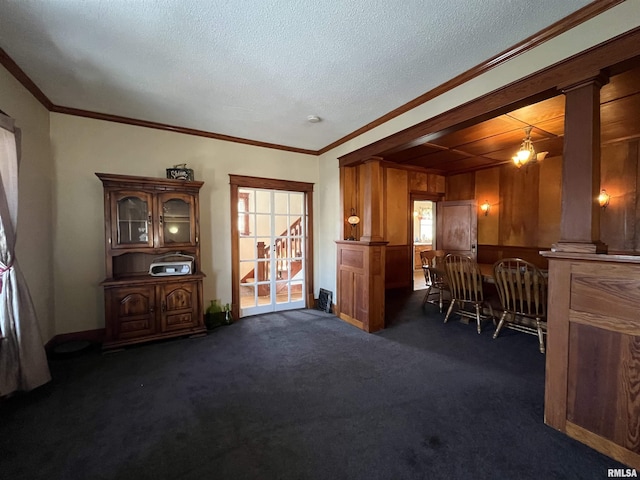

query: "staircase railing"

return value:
[240, 217, 304, 294]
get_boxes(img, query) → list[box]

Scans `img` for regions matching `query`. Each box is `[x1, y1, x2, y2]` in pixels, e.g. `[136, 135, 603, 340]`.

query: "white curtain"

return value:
[0, 112, 51, 396]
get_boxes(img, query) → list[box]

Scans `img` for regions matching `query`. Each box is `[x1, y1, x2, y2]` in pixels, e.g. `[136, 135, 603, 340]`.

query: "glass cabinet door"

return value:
[158, 193, 196, 246]
[111, 191, 154, 248]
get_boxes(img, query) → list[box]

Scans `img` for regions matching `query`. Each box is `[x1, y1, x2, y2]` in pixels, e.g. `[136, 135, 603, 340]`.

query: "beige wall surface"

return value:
[50, 114, 318, 334]
[0, 65, 55, 341]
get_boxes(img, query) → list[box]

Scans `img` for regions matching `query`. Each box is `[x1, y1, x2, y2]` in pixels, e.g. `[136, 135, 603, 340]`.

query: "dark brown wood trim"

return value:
[52, 105, 318, 155]
[228, 174, 314, 192]
[320, 0, 624, 156]
[230, 182, 240, 320]
[0, 47, 53, 110]
[339, 26, 640, 166]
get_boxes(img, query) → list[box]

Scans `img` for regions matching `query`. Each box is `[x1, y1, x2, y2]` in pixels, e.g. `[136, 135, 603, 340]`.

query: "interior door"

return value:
[238, 188, 306, 317]
[436, 200, 478, 259]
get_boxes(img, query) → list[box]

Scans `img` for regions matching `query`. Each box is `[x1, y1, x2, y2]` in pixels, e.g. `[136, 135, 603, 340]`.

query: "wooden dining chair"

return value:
[420, 250, 448, 312]
[492, 258, 547, 353]
[443, 254, 493, 333]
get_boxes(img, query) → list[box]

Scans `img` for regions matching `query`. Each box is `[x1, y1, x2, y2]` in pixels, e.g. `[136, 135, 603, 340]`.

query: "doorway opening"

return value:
[412, 199, 436, 291]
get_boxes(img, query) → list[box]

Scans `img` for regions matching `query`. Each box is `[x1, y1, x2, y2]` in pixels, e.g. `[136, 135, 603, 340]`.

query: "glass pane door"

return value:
[159, 193, 195, 246]
[238, 188, 306, 317]
[113, 192, 153, 248]
[162, 198, 191, 244]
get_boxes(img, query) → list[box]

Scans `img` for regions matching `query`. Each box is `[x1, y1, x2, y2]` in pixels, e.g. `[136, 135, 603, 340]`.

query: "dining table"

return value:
[478, 263, 496, 283]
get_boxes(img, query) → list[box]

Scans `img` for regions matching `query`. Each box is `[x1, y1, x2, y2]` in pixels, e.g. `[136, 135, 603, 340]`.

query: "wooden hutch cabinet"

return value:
[96, 173, 206, 349]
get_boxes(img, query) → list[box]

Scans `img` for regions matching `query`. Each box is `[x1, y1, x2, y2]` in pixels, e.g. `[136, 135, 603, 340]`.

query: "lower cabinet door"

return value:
[106, 285, 156, 341]
[159, 281, 200, 332]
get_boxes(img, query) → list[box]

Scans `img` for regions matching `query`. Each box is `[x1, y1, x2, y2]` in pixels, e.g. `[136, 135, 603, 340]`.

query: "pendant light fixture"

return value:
[512, 126, 536, 168]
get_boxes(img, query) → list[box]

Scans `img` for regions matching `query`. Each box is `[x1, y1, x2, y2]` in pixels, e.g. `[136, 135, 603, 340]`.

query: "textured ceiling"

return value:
[0, 0, 595, 151]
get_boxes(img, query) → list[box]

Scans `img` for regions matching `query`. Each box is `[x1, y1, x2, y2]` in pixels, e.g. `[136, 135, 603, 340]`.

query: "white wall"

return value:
[50, 114, 318, 334]
[314, 1, 640, 298]
[0, 65, 55, 341]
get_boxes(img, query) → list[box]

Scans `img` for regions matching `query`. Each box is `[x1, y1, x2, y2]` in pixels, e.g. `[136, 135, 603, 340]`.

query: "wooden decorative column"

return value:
[360, 158, 385, 243]
[553, 74, 608, 254]
[336, 157, 388, 332]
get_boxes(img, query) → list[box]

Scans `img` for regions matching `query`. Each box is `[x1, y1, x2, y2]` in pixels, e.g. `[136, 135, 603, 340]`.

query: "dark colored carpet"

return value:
[0, 289, 625, 479]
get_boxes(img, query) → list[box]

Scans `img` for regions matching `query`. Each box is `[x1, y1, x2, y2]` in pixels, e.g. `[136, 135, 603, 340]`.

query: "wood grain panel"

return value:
[567, 322, 623, 444]
[475, 168, 500, 245]
[601, 66, 640, 103]
[600, 141, 638, 251]
[410, 171, 428, 192]
[340, 248, 364, 269]
[341, 166, 358, 241]
[567, 322, 640, 454]
[339, 269, 355, 318]
[355, 269, 367, 321]
[499, 163, 540, 246]
[570, 272, 640, 322]
[566, 422, 640, 470]
[544, 258, 571, 431]
[385, 245, 410, 289]
[429, 174, 446, 194]
[445, 173, 475, 201]
[404, 149, 471, 168]
[570, 310, 640, 336]
[533, 116, 565, 136]
[601, 94, 640, 144]
[431, 115, 525, 148]
[387, 144, 443, 164]
[385, 168, 408, 245]
[507, 95, 565, 127]
[537, 155, 562, 247]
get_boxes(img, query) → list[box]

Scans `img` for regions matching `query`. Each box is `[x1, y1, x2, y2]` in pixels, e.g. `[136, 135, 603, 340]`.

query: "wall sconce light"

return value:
[347, 208, 360, 240]
[598, 189, 610, 209]
[480, 200, 491, 216]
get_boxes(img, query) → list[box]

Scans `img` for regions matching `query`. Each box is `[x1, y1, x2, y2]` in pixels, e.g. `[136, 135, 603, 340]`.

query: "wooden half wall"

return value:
[543, 252, 640, 469]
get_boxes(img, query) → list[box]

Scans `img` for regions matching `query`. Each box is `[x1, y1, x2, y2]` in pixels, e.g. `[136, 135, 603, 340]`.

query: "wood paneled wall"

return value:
[385, 168, 409, 245]
[446, 157, 563, 249]
[601, 139, 640, 252]
[340, 163, 444, 291]
[446, 138, 640, 255]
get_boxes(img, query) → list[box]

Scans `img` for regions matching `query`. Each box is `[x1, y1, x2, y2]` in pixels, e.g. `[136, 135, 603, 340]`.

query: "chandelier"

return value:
[512, 126, 536, 168]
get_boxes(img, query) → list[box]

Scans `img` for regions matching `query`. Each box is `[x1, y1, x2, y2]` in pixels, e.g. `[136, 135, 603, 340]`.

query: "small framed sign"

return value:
[166, 164, 194, 181]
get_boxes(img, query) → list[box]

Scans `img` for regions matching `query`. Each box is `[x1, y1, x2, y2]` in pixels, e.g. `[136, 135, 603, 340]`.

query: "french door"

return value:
[230, 176, 314, 318]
